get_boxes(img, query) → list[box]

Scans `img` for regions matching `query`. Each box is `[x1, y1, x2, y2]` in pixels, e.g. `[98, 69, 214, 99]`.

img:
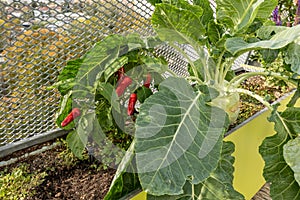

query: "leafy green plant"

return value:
[0, 164, 47, 199]
[52, 0, 300, 199]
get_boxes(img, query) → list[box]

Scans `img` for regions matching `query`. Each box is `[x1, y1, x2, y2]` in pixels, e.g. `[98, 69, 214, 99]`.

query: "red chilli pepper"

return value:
[143, 73, 151, 88]
[127, 93, 137, 116]
[61, 108, 81, 127]
[116, 76, 132, 97]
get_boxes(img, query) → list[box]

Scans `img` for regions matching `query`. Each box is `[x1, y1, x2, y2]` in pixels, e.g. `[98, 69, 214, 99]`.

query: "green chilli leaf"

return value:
[75, 35, 127, 88]
[103, 56, 128, 82]
[259, 107, 300, 200]
[135, 77, 229, 195]
[225, 25, 300, 55]
[147, 141, 244, 199]
[283, 137, 300, 187]
[66, 130, 86, 160]
[151, 3, 205, 44]
[104, 142, 141, 200]
[216, 0, 277, 33]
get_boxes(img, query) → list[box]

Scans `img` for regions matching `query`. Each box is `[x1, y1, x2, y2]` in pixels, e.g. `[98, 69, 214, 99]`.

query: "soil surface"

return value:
[0, 140, 116, 200]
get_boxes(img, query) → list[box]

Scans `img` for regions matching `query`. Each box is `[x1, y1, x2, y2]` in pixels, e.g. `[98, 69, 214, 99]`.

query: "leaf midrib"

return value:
[149, 92, 202, 186]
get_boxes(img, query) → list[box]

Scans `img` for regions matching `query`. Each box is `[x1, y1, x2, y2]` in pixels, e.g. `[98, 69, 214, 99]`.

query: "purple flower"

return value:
[295, 0, 300, 25]
[272, 6, 282, 26]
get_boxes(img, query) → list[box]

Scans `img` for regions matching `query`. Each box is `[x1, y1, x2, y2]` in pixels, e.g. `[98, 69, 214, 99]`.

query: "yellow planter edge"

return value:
[131, 91, 299, 200]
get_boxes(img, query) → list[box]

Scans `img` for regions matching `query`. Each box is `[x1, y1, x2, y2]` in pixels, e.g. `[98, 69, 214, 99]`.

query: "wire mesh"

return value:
[0, 0, 155, 146]
[0, 0, 247, 148]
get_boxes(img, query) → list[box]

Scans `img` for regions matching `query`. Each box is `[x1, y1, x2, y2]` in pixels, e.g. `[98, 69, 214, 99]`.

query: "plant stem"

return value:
[215, 50, 225, 84]
[229, 71, 297, 87]
[220, 58, 235, 84]
[186, 76, 204, 84]
[169, 43, 199, 79]
[232, 88, 273, 111]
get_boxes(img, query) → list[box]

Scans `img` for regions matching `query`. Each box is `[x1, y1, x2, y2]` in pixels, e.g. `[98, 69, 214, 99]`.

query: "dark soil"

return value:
[0, 140, 116, 200]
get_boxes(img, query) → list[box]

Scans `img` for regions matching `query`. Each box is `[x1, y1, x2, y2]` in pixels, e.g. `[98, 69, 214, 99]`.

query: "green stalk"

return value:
[229, 71, 297, 88]
[168, 43, 199, 80]
[186, 76, 204, 84]
[220, 58, 235, 85]
[215, 50, 225, 84]
[232, 88, 273, 111]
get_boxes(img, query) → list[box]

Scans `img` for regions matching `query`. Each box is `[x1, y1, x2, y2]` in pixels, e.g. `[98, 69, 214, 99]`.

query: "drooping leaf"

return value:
[147, 141, 244, 199]
[135, 77, 229, 195]
[66, 130, 86, 160]
[216, 0, 277, 34]
[104, 142, 141, 200]
[285, 43, 300, 75]
[283, 136, 300, 187]
[256, 26, 288, 40]
[225, 25, 300, 55]
[259, 107, 300, 200]
[151, 3, 205, 44]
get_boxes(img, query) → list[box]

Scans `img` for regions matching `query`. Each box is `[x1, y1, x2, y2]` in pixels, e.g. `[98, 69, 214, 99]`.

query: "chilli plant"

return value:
[51, 0, 300, 199]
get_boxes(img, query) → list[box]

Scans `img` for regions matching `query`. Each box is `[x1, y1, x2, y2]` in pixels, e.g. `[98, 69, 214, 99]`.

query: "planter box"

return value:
[128, 91, 299, 200]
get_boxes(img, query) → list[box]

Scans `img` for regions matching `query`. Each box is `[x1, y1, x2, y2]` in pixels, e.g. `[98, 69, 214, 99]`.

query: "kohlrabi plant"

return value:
[52, 0, 300, 199]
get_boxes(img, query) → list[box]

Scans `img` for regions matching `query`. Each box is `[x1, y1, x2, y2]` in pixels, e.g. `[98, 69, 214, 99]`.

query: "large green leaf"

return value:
[225, 25, 300, 55]
[259, 107, 300, 200]
[147, 141, 244, 199]
[151, 3, 205, 44]
[216, 0, 277, 34]
[283, 137, 300, 187]
[135, 77, 229, 195]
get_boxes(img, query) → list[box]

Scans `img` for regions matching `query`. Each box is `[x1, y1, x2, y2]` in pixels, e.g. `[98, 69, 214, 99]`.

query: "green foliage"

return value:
[283, 136, 300, 187]
[135, 77, 229, 195]
[147, 141, 244, 199]
[53, 0, 300, 199]
[259, 107, 300, 200]
[0, 164, 47, 199]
